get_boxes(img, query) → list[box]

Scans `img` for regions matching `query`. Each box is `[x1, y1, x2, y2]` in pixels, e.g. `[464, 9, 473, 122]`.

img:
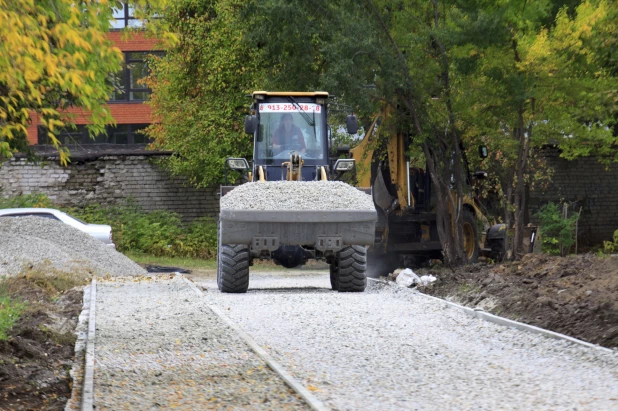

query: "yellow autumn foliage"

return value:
[0, 0, 169, 164]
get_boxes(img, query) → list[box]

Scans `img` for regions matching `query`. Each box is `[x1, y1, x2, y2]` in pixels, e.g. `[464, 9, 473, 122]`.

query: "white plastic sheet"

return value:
[395, 268, 420, 287]
[395, 269, 437, 287]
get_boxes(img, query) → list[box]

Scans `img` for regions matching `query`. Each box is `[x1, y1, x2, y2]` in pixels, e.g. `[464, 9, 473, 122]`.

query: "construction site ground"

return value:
[416, 253, 618, 349]
[0, 272, 88, 410]
[1, 254, 617, 410]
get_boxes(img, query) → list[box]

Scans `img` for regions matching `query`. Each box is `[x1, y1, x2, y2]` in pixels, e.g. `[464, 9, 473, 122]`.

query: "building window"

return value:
[38, 124, 151, 145]
[109, 52, 160, 102]
[38, 125, 88, 145]
[111, 4, 143, 29]
[103, 124, 151, 144]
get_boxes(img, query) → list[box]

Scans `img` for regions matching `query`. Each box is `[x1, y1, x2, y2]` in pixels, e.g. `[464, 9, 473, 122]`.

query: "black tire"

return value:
[218, 244, 250, 293]
[217, 222, 250, 293]
[462, 210, 479, 263]
[329, 260, 339, 291]
[336, 245, 367, 292]
[489, 239, 505, 262]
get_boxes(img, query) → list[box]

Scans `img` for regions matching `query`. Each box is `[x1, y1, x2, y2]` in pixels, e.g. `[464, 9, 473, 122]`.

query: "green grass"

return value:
[123, 251, 217, 270]
[124, 251, 328, 272]
[0, 265, 91, 343]
[0, 296, 25, 341]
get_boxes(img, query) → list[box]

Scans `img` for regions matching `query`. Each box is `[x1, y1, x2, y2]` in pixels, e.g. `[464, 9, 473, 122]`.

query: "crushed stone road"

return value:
[194, 270, 618, 411]
[220, 180, 375, 211]
[93, 275, 308, 410]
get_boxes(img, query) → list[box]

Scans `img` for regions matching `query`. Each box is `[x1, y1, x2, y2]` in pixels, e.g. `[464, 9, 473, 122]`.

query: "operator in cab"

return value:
[272, 113, 306, 155]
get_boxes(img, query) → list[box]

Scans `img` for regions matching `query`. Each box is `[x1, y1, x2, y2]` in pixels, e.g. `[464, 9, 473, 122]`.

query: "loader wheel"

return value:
[336, 245, 367, 292]
[218, 244, 250, 293]
[462, 210, 479, 263]
[329, 260, 339, 291]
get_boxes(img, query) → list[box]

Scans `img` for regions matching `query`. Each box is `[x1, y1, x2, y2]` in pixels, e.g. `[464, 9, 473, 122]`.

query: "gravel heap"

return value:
[0, 217, 146, 277]
[94, 276, 308, 410]
[220, 181, 375, 211]
[200, 272, 618, 411]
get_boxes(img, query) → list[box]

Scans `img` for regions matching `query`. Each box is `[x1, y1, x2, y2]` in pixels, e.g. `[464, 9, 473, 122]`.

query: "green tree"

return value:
[453, 0, 612, 257]
[252, 0, 616, 263]
[147, 0, 616, 264]
[145, 0, 265, 187]
[248, 0, 483, 264]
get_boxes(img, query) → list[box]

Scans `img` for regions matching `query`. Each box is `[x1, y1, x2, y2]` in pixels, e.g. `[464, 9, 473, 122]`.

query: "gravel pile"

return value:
[94, 276, 309, 410]
[0, 217, 145, 277]
[200, 272, 618, 410]
[220, 181, 375, 211]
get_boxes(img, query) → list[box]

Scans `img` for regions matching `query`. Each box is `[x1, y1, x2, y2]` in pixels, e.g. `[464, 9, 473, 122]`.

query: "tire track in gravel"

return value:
[91, 275, 310, 410]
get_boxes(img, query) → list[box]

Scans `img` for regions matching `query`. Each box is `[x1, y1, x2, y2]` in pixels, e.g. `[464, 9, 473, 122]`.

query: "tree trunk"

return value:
[512, 104, 533, 259]
[369, 0, 468, 266]
[431, 0, 467, 265]
[503, 185, 513, 260]
[423, 141, 460, 265]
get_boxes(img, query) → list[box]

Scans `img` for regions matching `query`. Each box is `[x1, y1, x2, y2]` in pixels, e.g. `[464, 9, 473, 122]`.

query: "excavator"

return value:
[349, 106, 507, 275]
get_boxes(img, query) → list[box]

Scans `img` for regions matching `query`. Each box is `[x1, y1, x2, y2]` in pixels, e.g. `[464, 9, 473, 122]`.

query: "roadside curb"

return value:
[81, 277, 97, 411]
[181, 275, 330, 411]
[368, 278, 615, 354]
[64, 279, 93, 411]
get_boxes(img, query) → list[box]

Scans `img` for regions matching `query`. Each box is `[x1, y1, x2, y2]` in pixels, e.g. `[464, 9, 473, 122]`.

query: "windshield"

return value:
[255, 103, 325, 161]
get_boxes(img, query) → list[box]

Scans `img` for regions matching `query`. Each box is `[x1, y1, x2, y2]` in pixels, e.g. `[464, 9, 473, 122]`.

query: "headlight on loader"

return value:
[333, 159, 355, 172]
[226, 158, 250, 171]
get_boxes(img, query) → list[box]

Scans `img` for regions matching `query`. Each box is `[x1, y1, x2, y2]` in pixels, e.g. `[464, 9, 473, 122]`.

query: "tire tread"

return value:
[218, 244, 250, 293]
[336, 245, 367, 292]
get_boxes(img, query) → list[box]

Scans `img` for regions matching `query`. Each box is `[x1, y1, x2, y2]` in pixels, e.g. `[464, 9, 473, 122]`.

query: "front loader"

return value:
[218, 91, 377, 293]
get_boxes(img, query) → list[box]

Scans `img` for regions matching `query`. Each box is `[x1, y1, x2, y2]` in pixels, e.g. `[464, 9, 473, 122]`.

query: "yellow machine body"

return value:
[349, 108, 493, 266]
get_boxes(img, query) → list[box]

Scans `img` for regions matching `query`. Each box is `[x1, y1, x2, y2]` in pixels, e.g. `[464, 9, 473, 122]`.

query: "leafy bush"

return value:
[0, 193, 52, 208]
[603, 230, 618, 254]
[0, 194, 218, 258]
[66, 200, 218, 258]
[535, 202, 579, 256]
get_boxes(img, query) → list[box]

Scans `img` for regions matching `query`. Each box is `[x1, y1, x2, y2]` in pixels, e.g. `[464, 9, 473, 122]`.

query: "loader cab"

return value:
[249, 92, 330, 181]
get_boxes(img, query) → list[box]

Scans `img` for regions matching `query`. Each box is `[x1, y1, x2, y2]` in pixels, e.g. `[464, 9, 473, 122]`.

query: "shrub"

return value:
[182, 217, 218, 258]
[66, 200, 218, 258]
[0, 296, 25, 341]
[0, 193, 52, 208]
[603, 230, 618, 254]
[535, 202, 579, 256]
[0, 193, 218, 258]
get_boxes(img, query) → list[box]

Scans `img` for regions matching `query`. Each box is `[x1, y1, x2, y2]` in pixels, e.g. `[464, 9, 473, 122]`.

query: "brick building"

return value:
[25, 4, 160, 146]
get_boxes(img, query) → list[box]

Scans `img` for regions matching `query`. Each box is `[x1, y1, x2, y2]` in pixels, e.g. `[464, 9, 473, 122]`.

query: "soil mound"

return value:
[418, 254, 618, 348]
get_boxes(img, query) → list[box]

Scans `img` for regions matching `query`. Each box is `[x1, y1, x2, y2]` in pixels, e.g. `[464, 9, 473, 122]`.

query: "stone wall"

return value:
[3, 147, 616, 245]
[528, 147, 618, 246]
[0, 154, 219, 221]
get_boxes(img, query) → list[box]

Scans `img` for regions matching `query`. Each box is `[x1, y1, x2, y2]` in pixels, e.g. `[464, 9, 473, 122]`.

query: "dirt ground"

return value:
[415, 253, 618, 349]
[0, 274, 86, 411]
[1, 254, 616, 410]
